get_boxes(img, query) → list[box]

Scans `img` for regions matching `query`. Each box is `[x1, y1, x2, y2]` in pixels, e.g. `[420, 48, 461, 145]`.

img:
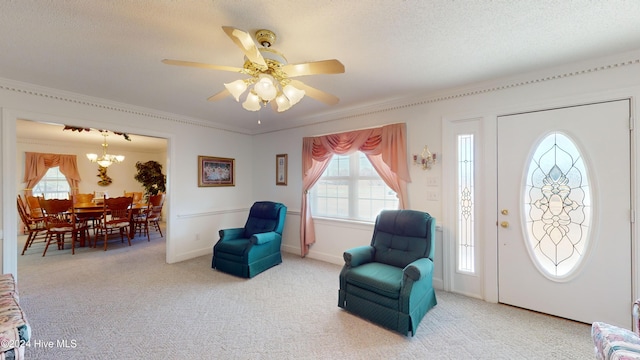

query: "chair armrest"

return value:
[343, 246, 374, 267]
[251, 232, 281, 245]
[634, 299, 640, 335]
[403, 258, 434, 282]
[219, 228, 245, 241]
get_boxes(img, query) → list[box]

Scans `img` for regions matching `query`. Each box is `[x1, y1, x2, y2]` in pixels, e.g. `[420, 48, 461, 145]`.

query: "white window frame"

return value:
[32, 166, 71, 199]
[311, 152, 398, 222]
[443, 116, 484, 298]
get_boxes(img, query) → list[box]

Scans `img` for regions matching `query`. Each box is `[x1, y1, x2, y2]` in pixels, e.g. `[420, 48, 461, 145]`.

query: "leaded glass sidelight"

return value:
[524, 132, 591, 279]
[457, 134, 475, 273]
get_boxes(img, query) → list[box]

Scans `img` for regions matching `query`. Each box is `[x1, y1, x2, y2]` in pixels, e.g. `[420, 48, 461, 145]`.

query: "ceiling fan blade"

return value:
[290, 80, 339, 105]
[161, 59, 243, 73]
[222, 26, 267, 68]
[207, 89, 231, 102]
[283, 60, 345, 77]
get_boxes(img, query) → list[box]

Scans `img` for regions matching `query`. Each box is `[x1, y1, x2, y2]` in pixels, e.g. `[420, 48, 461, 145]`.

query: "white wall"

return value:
[252, 50, 640, 301]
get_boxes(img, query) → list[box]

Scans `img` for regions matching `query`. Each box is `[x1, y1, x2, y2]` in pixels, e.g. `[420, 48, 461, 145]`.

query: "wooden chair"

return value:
[17, 195, 46, 255]
[26, 195, 44, 218]
[133, 193, 165, 241]
[38, 197, 89, 256]
[94, 196, 133, 251]
[73, 192, 95, 204]
[72, 192, 100, 230]
[124, 191, 143, 204]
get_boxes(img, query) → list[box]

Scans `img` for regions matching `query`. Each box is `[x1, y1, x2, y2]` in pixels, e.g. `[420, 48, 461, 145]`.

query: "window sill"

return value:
[312, 216, 375, 231]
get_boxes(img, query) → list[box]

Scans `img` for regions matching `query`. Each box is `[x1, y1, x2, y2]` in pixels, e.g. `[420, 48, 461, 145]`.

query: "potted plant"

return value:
[134, 161, 166, 197]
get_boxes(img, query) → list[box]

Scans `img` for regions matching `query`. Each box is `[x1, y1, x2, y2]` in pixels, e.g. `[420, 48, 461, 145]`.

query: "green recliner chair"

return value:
[212, 201, 287, 278]
[338, 209, 437, 336]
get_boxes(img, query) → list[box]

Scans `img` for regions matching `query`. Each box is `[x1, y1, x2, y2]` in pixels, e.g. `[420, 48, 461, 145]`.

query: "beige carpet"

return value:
[16, 228, 594, 359]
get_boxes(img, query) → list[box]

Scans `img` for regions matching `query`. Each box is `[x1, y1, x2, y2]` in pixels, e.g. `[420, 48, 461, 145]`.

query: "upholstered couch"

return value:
[0, 274, 31, 360]
[592, 299, 640, 359]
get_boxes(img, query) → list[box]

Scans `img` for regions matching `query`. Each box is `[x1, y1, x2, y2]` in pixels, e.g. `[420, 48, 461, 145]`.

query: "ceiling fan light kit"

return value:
[162, 26, 345, 114]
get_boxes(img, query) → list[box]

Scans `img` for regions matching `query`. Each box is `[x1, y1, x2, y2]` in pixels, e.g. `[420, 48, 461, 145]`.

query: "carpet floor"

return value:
[15, 227, 594, 359]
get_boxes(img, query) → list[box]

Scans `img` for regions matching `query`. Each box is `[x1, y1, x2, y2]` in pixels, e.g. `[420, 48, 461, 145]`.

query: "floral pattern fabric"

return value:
[0, 274, 30, 360]
[592, 322, 640, 360]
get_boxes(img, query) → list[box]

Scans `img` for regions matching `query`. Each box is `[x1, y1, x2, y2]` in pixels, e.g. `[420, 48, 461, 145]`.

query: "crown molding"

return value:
[270, 51, 640, 133]
[0, 78, 253, 135]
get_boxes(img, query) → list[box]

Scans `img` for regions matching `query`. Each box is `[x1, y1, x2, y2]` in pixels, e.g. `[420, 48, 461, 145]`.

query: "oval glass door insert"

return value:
[523, 132, 591, 279]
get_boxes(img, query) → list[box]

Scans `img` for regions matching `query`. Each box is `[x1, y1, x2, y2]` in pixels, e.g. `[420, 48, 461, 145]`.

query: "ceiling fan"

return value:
[162, 26, 345, 112]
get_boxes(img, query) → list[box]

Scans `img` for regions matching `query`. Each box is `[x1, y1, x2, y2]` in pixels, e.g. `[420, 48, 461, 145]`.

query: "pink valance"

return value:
[300, 123, 411, 257]
[23, 152, 81, 196]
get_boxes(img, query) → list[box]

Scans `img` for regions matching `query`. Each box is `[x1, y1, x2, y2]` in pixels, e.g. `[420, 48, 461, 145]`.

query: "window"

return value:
[32, 166, 71, 199]
[523, 132, 591, 279]
[457, 134, 475, 273]
[311, 152, 398, 221]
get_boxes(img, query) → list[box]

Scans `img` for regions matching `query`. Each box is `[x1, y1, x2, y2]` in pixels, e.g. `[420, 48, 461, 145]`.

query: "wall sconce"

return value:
[413, 146, 436, 170]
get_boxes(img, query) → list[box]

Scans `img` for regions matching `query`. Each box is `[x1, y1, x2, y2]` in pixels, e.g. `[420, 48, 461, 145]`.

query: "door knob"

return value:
[500, 221, 509, 228]
[501, 209, 509, 215]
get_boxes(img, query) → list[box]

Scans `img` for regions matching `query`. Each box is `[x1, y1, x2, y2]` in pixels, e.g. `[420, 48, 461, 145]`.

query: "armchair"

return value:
[212, 201, 287, 278]
[338, 209, 437, 336]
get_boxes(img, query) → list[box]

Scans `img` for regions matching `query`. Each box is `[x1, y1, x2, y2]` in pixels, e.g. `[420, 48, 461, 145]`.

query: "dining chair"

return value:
[73, 192, 95, 204]
[72, 192, 101, 231]
[26, 195, 44, 218]
[133, 193, 165, 241]
[38, 196, 89, 256]
[94, 196, 133, 251]
[17, 195, 46, 255]
[124, 191, 143, 204]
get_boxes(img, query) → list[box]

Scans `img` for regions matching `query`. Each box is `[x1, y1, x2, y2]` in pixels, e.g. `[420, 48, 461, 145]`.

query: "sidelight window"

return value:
[457, 134, 475, 273]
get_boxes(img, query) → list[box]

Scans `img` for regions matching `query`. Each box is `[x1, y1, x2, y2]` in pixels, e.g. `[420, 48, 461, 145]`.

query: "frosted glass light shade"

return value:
[97, 160, 112, 167]
[283, 84, 305, 105]
[242, 92, 261, 111]
[254, 75, 277, 101]
[86, 153, 98, 161]
[275, 94, 292, 112]
[224, 80, 248, 102]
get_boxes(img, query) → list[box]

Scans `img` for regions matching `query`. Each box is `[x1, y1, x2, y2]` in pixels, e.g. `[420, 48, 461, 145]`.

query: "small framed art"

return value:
[198, 156, 235, 187]
[276, 154, 288, 186]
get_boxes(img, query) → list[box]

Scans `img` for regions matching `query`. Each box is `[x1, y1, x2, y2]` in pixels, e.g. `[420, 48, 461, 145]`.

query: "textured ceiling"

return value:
[4, 1, 640, 135]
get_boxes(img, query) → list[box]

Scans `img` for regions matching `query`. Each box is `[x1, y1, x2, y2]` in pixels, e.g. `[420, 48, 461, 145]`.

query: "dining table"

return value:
[73, 202, 147, 241]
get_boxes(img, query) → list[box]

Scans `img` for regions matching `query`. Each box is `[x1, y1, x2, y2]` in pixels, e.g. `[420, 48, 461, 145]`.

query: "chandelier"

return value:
[86, 133, 125, 167]
[224, 48, 306, 112]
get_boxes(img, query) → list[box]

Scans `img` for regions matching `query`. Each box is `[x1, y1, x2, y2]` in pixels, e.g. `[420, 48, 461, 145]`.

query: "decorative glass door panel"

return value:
[524, 132, 591, 279]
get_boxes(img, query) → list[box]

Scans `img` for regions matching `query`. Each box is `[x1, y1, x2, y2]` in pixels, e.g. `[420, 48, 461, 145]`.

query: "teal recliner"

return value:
[212, 201, 287, 278]
[338, 210, 437, 336]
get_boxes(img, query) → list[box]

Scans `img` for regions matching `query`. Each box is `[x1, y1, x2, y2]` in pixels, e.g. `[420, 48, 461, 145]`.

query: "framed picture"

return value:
[276, 154, 288, 186]
[198, 156, 235, 187]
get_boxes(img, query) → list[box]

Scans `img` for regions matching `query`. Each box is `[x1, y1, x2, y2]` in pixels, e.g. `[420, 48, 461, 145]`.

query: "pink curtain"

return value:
[300, 123, 411, 257]
[23, 152, 81, 197]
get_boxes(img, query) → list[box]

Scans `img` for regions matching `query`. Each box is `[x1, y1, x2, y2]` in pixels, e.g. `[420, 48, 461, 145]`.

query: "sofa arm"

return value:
[343, 246, 374, 267]
[592, 321, 640, 360]
[219, 228, 245, 241]
[251, 232, 281, 245]
[403, 258, 434, 282]
[634, 299, 640, 336]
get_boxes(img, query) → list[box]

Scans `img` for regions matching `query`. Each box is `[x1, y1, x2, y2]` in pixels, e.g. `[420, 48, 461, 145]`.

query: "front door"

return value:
[497, 100, 632, 327]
